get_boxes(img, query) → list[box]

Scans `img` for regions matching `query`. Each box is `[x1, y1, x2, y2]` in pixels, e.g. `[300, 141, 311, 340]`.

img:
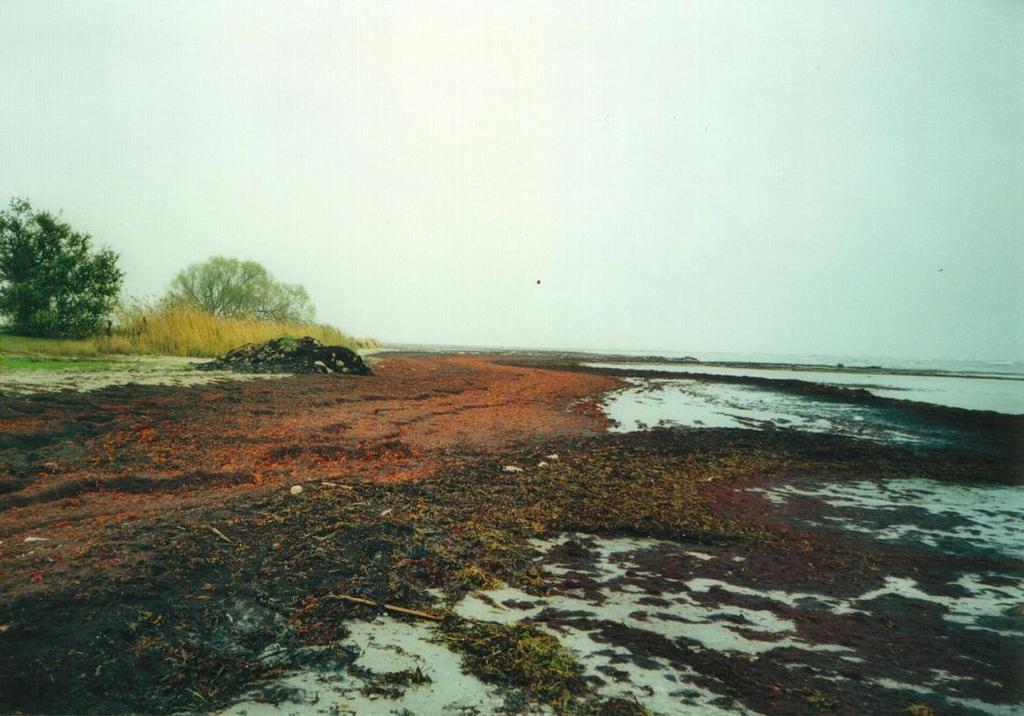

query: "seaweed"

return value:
[1, 355, 1018, 714]
[441, 620, 586, 705]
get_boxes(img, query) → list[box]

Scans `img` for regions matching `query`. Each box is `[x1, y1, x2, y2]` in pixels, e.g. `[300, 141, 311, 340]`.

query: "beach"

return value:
[1, 352, 1021, 714]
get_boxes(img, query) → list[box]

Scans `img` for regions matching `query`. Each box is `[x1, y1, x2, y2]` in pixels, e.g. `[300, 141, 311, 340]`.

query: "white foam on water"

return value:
[600, 378, 780, 432]
[686, 573, 1024, 637]
[457, 582, 816, 654]
[221, 529, 1022, 715]
[686, 571, 1024, 639]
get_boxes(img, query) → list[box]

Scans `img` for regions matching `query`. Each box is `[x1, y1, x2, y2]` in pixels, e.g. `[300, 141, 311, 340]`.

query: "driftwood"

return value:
[207, 525, 232, 544]
[325, 593, 443, 621]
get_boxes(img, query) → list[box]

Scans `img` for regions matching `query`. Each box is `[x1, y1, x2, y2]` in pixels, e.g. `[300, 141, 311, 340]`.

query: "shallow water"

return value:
[601, 377, 943, 443]
[587, 362, 1024, 414]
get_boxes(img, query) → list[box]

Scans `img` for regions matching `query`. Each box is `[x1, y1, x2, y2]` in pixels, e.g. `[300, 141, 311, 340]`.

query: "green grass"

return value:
[0, 356, 113, 371]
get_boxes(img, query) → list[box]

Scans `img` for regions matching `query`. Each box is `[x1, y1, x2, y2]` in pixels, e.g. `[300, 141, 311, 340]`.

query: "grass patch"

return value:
[0, 334, 105, 358]
[0, 356, 112, 372]
[1, 306, 379, 359]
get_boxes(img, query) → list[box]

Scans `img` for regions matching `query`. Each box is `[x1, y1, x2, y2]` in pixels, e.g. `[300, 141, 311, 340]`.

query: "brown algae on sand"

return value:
[440, 620, 587, 705]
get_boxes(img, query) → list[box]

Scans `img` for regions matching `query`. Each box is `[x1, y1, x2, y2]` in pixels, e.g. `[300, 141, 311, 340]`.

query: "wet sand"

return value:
[0, 354, 1021, 714]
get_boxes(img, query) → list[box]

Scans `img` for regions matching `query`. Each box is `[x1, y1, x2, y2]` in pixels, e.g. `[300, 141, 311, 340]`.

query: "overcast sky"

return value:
[1, 1, 1021, 361]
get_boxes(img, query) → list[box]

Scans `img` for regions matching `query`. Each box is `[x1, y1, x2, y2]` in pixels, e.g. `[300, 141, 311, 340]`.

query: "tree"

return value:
[0, 198, 124, 338]
[165, 256, 315, 323]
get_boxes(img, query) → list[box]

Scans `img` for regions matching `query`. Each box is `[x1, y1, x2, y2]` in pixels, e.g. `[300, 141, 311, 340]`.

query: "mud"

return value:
[0, 354, 1021, 714]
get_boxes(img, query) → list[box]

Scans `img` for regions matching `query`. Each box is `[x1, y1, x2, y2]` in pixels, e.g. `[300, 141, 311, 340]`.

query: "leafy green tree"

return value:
[0, 198, 124, 338]
[165, 256, 315, 323]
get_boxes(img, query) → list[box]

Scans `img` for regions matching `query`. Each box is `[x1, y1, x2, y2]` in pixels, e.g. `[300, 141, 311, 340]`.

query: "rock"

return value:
[195, 336, 372, 375]
[502, 465, 523, 473]
[290, 485, 303, 495]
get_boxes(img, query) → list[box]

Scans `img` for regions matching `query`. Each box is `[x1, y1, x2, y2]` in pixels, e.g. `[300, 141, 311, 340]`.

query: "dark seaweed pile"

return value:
[195, 336, 372, 375]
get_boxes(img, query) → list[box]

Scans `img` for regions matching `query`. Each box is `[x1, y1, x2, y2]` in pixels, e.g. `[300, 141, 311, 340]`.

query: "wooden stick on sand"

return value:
[325, 593, 444, 621]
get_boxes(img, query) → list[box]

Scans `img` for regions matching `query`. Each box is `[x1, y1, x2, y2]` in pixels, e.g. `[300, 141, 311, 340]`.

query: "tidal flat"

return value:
[0, 353, 1021, 715]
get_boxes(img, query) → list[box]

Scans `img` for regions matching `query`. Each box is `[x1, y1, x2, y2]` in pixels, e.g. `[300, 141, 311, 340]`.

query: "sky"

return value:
[1, 1, 1021, 361]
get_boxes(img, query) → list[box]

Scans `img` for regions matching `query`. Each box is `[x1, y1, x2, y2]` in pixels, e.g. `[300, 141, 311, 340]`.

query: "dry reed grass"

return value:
[2, 305, 378, 359]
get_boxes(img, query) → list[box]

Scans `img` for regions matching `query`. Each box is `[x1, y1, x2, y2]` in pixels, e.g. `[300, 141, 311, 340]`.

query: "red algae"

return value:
[0, 356, 618, 578]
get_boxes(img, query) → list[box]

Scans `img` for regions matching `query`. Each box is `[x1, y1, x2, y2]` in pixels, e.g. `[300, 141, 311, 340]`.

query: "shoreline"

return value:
[0, 353, 1021, 714]
[381, 346, 1024, 380]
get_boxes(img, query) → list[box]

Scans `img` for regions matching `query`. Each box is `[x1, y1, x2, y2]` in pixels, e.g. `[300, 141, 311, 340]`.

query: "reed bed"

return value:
[2, 306, 378, 359]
